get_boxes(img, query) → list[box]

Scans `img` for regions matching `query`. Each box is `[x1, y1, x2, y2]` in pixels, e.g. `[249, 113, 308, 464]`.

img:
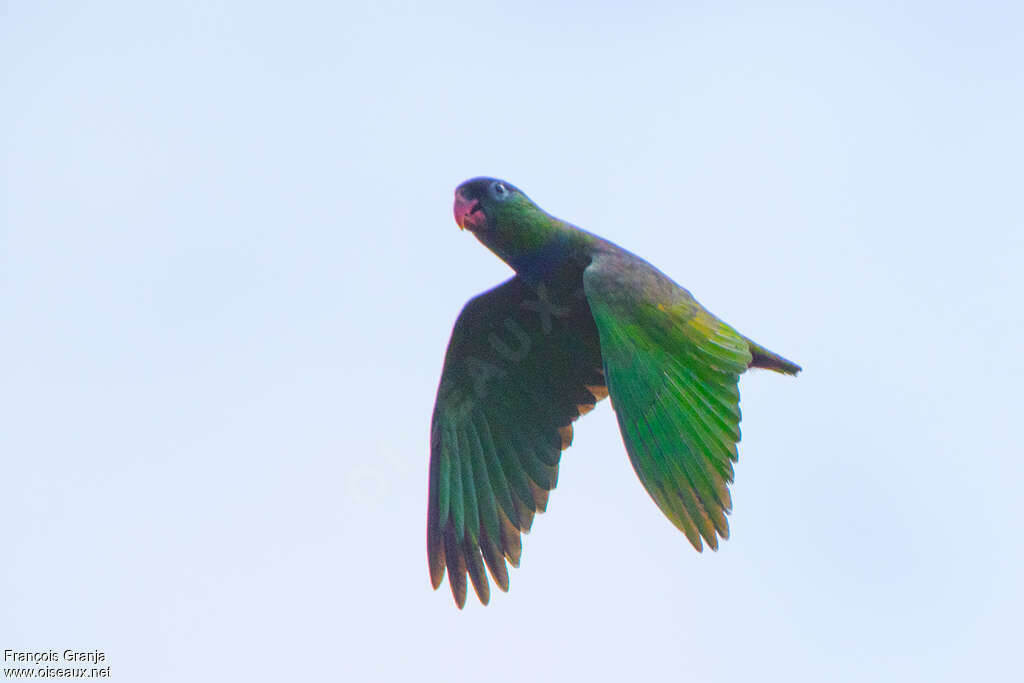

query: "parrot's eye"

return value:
[490, 182, 510, 200]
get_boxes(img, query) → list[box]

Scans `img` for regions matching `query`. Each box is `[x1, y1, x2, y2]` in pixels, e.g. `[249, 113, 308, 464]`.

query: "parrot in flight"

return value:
[428, 177, 800, 607]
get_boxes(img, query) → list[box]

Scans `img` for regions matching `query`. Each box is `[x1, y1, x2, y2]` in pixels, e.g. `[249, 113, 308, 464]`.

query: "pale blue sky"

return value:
[3, 1, 1022, 681]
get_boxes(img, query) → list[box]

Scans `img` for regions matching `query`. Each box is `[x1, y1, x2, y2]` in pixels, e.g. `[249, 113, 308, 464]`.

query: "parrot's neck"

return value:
[475, 217, 597, 289]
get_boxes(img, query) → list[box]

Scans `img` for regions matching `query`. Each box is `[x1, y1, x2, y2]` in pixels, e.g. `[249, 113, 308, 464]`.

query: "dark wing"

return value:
[428, 276, 606, 607]
[582, 252, 752, 551]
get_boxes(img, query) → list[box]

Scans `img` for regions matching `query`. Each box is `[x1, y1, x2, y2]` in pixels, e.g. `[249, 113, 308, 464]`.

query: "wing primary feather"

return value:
[665, 369, 741, 460]
[466, 420, 502, 542]
[455, 427, 481, 544]
[642, 385, 731, 538]
[472, 412, 521, 529]
[479, 529, 510, 592]
[658, 377, 735, 510]
[558, 424, 574, 449]
[498, 507, 523, 567]
[637, 411, 719, 549]
[623, 412, 702, 549]
[427, 455, 446, 588]
[447, 423, 466, 545]
[434, 422, 452, 529]
[495, 438, 537, 513]
[668, 463, 719, 550]
[528, 478, 552, 513]
[670, 364, 742, 442]
[508, 428, 558, 490]
[605, 367, 692, 537]
[443, 527, 468, 609]
[517, 415, 564, 469]
[513, 494, 536, 532]
[463, 541, 491, 605]
[663, 376, 741, 490]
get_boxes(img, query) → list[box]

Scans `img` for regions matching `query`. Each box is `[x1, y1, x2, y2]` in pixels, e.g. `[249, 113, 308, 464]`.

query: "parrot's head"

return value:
[453, 177, 534, 234]
[453, 177, 561, 270]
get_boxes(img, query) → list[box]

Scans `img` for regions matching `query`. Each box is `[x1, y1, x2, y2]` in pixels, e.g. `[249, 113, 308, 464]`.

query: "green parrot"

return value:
[429, 177, 800, 607]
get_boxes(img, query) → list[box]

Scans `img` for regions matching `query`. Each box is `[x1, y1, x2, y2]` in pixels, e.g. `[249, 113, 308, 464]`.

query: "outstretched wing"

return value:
[582, 252, 752, 551]
[428, 276, 606, 607]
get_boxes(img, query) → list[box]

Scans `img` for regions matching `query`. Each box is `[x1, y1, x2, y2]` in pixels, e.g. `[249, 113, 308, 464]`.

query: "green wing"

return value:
[428, 276, 606, 607]
[582, 252, 753, 551]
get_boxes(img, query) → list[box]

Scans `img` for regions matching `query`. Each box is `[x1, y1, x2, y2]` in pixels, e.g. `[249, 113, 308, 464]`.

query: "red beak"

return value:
[453, 193, 483, 231]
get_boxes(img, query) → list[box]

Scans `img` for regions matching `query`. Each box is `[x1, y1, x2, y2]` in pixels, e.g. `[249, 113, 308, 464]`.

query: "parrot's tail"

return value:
[746, 339, 802, 376]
